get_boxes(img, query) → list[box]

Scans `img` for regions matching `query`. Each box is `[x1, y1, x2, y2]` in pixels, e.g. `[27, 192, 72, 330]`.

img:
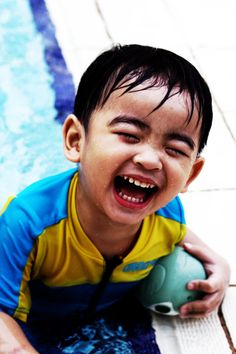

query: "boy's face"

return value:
[64, 84, 204, 227]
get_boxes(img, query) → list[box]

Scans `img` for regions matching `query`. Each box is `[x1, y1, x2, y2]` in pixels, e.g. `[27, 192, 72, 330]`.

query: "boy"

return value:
[0, 44, 230, 353]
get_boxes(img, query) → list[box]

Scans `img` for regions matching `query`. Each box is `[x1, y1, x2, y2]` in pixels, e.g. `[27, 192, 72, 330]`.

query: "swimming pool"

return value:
[0, 0, 74, 207]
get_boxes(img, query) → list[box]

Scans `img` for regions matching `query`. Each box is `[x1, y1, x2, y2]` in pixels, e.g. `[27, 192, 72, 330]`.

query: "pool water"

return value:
[0, 0, 74, 207]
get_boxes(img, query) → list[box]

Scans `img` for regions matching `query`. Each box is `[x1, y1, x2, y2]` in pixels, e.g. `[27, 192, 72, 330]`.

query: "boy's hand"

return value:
[0, 314, 39, 354]
[179, 241, 230, 319]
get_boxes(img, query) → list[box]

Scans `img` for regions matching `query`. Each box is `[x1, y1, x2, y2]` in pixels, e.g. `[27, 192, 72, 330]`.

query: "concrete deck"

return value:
[45, 1, 236, 352]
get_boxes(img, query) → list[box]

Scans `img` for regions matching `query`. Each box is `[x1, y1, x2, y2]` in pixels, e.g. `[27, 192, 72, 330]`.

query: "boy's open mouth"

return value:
[114, 175, 158, 205]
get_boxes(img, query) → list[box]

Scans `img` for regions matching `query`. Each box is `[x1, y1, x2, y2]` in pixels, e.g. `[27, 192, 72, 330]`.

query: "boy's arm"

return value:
[0, 312, 38, 354]
[178, 227, 231, 318]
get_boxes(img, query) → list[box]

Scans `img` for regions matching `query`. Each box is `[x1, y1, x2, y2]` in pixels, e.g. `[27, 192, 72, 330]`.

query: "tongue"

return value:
[120, 184, 147, 199]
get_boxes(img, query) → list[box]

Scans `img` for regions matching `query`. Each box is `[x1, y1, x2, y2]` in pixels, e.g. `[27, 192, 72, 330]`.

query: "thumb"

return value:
[182, 242, 214, 264]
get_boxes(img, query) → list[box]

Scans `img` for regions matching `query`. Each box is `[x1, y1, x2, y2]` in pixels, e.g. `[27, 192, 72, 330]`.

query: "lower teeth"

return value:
[119, 192, 143, 203]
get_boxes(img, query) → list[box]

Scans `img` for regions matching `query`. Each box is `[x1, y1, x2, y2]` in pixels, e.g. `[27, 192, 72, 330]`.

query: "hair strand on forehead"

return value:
[74, 44, 212, 153]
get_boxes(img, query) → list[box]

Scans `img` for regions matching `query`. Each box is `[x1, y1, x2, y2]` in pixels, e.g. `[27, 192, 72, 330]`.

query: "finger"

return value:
[182, 242, 214, 264]
[179, 293, 221, 318]
[179, 303, 212, 319]
[180, 311, 212, 319]
[188, 268, 228, 294]
[187, 279, 217, 293]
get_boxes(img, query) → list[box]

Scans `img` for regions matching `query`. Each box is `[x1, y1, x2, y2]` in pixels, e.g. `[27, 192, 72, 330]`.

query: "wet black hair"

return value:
[74, 44, 212, 153]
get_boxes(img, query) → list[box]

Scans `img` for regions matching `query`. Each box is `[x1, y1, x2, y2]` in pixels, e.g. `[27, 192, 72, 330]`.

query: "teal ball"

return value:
[137, 246, 206, 315]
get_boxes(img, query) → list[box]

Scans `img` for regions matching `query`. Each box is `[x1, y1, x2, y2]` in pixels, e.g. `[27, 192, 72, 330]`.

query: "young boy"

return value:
[0, 44, 230, 353]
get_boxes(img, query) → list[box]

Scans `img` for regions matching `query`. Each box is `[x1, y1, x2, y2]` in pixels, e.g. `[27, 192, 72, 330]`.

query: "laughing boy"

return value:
[0, 44, 230, 353]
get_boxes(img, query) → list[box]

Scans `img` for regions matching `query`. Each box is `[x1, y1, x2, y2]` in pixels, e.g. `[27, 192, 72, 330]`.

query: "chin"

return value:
[105, 206, 148, 227]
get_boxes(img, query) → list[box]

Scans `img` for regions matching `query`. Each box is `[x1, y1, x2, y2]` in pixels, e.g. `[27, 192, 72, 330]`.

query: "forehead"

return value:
[102, 84, 199, 126]
[91, 84, 202, 149]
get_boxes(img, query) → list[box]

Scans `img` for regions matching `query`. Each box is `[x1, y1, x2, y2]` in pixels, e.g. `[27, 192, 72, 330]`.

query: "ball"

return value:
[136, 246, 206, 315]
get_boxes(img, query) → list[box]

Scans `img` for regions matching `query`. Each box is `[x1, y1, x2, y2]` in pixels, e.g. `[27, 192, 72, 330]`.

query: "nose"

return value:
[133, 147, 163, 171]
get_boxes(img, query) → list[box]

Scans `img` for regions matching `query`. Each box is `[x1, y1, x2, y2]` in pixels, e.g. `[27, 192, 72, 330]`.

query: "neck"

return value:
[75, 188, 142, 259]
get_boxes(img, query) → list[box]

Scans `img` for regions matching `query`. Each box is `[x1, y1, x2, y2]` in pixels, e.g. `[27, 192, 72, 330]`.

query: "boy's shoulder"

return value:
[156, 196, 186, 225]
[1, 168, 78, 233]
[18, 168, 77, 201]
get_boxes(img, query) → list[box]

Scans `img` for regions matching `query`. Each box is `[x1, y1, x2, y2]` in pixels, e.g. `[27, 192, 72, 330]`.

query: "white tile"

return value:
[164, 0, 236, 47]
[97, 0, 187, 48]
[46, 0, 110, 46]
[187, 108, 236, 191]
[193, 48, 236, 113]
[45, 0, 111, 83]
[152, 315, 183, 354]
[219, 111, 236, 143]
[153, 310, 231, 354]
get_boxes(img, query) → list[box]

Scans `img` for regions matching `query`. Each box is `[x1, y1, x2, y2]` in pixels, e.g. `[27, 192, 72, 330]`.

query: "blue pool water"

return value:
[0, 0, 74, 207]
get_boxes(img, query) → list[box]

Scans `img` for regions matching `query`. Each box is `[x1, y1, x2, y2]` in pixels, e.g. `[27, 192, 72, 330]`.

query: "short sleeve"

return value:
[156, 196, 187, 244]
[156, 196, 186, 224]
[0, 197, 37, 320]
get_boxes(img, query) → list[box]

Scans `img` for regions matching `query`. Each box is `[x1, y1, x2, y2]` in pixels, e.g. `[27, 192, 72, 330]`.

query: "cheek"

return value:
[166, 161, 192, 188]
[81, 149, 115, 185]
[92, 144, 131, 169]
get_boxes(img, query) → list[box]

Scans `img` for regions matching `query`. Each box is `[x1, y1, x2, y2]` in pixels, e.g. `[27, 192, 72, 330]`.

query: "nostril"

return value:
[133, 152, 162, 171]
[135, 161, 142, 167]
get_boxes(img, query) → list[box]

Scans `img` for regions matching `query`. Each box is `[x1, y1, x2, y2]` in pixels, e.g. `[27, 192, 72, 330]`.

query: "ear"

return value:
[181, 156, 205, 193]
[63, 114, 85, 163]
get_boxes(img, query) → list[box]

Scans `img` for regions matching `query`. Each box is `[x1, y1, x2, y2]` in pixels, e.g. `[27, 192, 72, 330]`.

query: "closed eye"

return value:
[117, 132, 140, 143]
[166, 147, 189, 157]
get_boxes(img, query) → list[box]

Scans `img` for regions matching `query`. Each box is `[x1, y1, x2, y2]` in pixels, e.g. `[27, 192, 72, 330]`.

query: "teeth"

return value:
[119, 192, 143, 203]
[123, 176, 155, 189]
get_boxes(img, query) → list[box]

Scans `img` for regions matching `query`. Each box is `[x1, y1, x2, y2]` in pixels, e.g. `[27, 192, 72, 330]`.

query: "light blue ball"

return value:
[136, 246, 206, 315]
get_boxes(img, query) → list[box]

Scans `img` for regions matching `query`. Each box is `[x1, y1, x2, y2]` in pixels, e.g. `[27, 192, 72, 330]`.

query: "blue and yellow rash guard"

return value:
[0, 168, 186, 324]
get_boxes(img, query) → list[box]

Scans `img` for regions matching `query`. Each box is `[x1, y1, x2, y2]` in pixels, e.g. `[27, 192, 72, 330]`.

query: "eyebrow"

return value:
[166, 132, 196, 150]
[108, 115, 149, 131]
[108, 116, 196, 150]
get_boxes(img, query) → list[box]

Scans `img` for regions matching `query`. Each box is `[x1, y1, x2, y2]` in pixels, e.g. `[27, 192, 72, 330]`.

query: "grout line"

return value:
[212, 98, 236, 145]
[186, 48, 236, 144]
[162, 0, 236, 147]
[95, 0, 114, 44]
[218, 306, 236, 354]
[188, 188, 236, 193]
[186, 48, 236, 146]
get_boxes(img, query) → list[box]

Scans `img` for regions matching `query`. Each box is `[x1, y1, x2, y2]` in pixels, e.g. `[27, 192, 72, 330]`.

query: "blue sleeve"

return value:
[0, 197, 37, 315]
[0, 169, 75, 315]
[156, 196, 186, 224]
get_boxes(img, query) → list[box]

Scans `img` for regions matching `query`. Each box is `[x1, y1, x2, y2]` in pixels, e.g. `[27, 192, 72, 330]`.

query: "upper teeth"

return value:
[123, 176, 155, 189]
